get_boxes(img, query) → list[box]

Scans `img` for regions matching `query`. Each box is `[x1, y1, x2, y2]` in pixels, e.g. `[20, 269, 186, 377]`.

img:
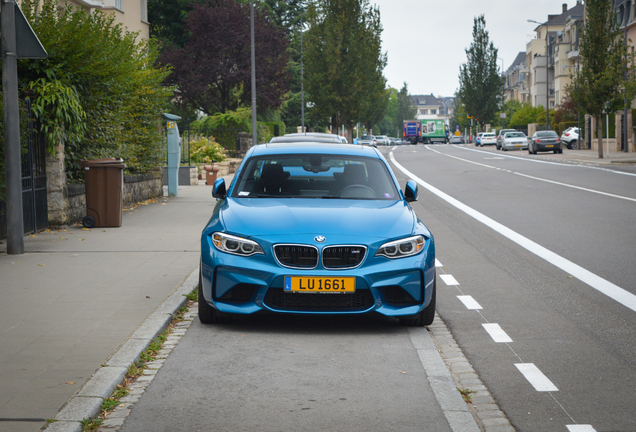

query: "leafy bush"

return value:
[189, 136, 227, 164]
[19, 0, 173, 181]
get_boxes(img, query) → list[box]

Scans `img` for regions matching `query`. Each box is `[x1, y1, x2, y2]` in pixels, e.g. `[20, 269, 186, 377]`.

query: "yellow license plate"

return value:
[284, 276, 355, 293]
[546, 144, 553, 147]
[515, 144, 522, 147]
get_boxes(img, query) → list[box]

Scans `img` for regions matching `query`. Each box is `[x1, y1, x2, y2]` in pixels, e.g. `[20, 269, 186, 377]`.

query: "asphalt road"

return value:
[119, 314, 452, 432]
[385, 144, 636, 432]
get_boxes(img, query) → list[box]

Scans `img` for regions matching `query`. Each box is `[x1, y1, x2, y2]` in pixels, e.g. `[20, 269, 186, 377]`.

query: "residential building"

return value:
[410, 94, 454, 127]
[504, 52, 529, 104]
[59, 0, 149, 40]
[526, 2, 584, 109]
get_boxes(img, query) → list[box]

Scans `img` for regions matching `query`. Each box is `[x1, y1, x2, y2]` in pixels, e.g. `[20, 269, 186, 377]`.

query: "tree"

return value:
[394, 83, 416, 137]
[161, 0, 290, 116]
[457, 15, 504, 130]
[304, 0, 388, 139]
[508, 103, 543, 129]
[149, 0, 206, 49]
[449, 93, 469, 133]
[569, 0, 632, 158]
[14, 0, 173, 181]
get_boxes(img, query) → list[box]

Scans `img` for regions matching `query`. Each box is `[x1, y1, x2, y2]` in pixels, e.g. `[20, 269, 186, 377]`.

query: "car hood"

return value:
[218, 198, 417, 240]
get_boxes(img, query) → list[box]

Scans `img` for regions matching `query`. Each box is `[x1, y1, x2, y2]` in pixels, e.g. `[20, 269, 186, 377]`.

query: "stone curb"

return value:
[408, 326, 481, 432]
[427, 315, 516, 432]
[43, 266, 200, 432]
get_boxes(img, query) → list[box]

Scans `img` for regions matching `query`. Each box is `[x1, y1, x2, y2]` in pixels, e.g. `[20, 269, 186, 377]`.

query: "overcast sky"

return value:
[371, 0, 579, 97]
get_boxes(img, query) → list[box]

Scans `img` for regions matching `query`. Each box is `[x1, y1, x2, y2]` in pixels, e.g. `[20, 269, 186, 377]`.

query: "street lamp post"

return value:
[300, 16, 305, 133]
[250, 0, 257, 144]
[624, 20, 629, 153]
[528, 19, 550, 130]
[498, 57, 505, 128]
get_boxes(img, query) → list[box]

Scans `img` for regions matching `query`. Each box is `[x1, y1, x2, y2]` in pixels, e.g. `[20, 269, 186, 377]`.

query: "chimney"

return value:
[563, 3, 568, 13]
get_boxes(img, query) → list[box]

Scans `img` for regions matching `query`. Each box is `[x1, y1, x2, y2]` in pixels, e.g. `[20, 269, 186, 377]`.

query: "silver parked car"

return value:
[501, 132, 528, 151]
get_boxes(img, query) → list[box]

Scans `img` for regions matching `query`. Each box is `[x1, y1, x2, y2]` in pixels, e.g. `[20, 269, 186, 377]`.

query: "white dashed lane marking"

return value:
[457, 295, 482, 310]
[435, 258, 443, 267]
[566, 425, 597, 432]
[515, 363, 559, 392]
[481, 323, 513, 343]
[440, 274, 459, 285]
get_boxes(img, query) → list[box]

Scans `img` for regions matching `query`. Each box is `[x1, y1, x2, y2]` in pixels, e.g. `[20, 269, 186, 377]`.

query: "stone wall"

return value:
[123, 173, 164, 205]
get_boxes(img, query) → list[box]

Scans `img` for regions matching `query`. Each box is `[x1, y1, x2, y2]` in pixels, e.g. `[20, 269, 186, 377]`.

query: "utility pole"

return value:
[2, 0, 23, 254]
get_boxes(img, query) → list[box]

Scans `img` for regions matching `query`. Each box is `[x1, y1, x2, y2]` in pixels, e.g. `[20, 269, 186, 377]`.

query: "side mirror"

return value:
[212, 178, 226, 199]
[404, 180, 418, 202]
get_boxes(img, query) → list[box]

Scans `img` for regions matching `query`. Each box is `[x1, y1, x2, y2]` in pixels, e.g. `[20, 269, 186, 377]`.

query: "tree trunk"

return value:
[597, 114, 604, 158]
[346, 125, 355, 143]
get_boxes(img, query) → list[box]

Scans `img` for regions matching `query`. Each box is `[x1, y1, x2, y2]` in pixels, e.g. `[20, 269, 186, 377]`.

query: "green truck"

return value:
[420, 119, 447, 144]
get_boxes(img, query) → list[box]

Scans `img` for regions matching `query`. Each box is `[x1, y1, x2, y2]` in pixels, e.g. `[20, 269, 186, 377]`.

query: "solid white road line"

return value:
[389, 152, 636, 314]
[427, 146, 636, 203]
[515, 363, 559, 392]
[482, 323, 513, 343]
[456, 144, 636, 177]
[440, 274, 459, 286]
[457, 295, 482, 310]
[566, 425, 597, 432]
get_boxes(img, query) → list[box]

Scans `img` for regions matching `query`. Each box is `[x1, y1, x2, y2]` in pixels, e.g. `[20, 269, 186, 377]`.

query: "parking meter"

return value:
[163, 113, 182, 196]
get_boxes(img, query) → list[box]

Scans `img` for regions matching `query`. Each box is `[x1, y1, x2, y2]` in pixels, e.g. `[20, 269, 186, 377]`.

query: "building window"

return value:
[115, 0, 122, 11]
[141, 0, 148, 22]
[431, 109, 436, 114]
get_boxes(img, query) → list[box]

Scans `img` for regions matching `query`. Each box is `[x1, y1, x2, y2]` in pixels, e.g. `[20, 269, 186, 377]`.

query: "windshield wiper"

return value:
[255, 193, 293, 198]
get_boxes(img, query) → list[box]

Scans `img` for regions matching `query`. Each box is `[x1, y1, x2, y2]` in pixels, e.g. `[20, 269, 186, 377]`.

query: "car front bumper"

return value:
[200, 237, 436, 318]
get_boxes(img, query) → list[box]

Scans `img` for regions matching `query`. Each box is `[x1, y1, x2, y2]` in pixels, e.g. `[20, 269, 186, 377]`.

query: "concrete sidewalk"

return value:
[0, 178, 227, 432]
[556, 147, 636, 165]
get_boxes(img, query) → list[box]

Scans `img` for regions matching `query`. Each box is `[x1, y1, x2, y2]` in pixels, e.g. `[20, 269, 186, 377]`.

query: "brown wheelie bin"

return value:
[80, 158, 126, 228]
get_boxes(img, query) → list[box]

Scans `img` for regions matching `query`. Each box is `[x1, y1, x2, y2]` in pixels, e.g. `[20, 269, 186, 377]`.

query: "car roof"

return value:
[270, 135, 341, 143]
[249, 142, 382, 158]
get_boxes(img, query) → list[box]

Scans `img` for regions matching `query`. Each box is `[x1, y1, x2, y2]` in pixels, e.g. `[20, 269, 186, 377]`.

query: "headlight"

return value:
[376, 235, 425, 259]
[212, 232, 264, 256]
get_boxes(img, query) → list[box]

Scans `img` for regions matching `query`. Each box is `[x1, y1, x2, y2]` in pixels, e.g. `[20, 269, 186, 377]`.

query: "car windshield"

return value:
[505, 133, 524, 138]
[232, 154, 400, 200]
[536, 131, 558, 137]
[483, 134, 495, 137]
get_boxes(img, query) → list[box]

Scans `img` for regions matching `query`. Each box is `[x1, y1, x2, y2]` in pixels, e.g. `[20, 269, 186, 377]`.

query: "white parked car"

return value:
[375, 135, 390, 146]
[480, 133, 497, 146]
[560, 127, 579, 149]
[501, 131, 528, 151]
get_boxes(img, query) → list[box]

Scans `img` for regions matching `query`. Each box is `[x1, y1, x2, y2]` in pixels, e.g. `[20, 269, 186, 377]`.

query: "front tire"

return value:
[198, 268, 232, 324]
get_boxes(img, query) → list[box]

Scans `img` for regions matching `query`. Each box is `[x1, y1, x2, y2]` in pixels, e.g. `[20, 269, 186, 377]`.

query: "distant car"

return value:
[479, 133, 497, 146]
[358, 135, 377, 147]
[199, 142, 437, 326]
[529, 130, 562, 154]
[475, 132, 485, 146]
[450, 135, 464, 144]
[375, 135, 390, 146]
[496, 129, 516, 150]
[270, 133, 342, 144]
[561, 127, 579, 149]
[501, 131, 528, 151]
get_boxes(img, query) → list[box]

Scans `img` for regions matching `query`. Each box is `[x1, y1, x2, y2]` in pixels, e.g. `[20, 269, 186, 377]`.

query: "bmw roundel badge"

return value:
[314, 236, 326, 243]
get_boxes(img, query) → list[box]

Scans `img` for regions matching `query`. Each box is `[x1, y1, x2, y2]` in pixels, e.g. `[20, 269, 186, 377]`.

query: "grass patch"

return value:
[458, 388, 474, 404]
[81, 329, 173, 431]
